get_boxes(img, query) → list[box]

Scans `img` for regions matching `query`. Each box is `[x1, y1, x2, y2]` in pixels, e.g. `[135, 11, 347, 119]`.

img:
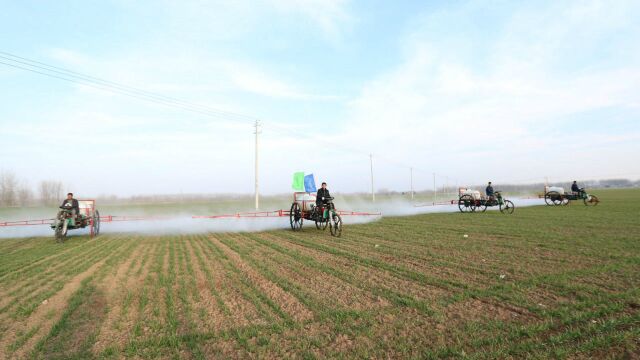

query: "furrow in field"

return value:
[128, 238, 170, 346]
[269, 231, 465, 293]
[212, 233, 313, 322]
[1, 236, 132, 359]
[0, 236, 123, 325]
[174, 236, 205, 358]
[185, 236, 229, 334]
[0, 233, 112, 279]
[193, 235, 265, 329]
[294, 230, 494, 289]
[118, 239, 163, 355]
[221, 233, 388, 313]
[0, 236, 122, 301]
[248, 232, 451, 312]
[91, 237, 146, 355]
[197, 235, 269, 327]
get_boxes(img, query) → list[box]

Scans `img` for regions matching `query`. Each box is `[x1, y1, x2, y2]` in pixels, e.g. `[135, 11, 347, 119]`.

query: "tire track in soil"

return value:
[91, 238, 145, 355]
[0, 243, 121, 360]
[212, 234, 314, 322]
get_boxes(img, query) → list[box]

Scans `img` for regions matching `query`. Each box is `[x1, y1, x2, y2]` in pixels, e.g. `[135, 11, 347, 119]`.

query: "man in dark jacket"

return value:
[571, 181, 580, 193]
[485, 182, 494, 199]
[316, 182, 331, 207]
[60, 193, 80, 217]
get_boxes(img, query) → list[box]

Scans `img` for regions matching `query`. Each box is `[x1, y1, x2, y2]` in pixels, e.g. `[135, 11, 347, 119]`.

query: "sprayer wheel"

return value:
[290, 202, 303, 231]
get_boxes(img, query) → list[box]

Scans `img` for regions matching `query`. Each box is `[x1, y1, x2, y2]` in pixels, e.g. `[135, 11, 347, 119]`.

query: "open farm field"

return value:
[0, 189, 638, 359]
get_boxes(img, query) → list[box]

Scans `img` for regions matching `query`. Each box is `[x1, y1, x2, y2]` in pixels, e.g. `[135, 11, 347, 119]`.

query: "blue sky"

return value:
[1, 0, 639, 196]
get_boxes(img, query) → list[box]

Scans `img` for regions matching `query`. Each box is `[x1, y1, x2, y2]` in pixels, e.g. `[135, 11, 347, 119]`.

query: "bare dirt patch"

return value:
[442, 298, 537, 326]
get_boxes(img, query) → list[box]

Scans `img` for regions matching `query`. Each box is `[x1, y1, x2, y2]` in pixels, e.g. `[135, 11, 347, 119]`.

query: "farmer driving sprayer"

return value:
[485, 182, 495, 201]
[59, 193, 80, 221]
[316, 182, 331, 207]
[571, 181, 583, 196]
[289, 172, 344, 236]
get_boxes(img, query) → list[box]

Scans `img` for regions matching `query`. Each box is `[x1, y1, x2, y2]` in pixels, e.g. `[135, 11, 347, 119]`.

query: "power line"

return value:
[0, 51, 424, 167]
[0, 51, 258, 124]
[0, 51, 464, 191]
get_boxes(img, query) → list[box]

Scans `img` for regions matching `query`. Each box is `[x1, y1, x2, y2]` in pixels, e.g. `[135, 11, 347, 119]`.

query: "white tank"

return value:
[547, 186, 564, 194]
[461, 189, 482, 200]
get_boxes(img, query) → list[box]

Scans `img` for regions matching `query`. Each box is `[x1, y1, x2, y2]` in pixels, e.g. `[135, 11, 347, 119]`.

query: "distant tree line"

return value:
[0, 170, 64, 207]
[1, 168, 639, 208]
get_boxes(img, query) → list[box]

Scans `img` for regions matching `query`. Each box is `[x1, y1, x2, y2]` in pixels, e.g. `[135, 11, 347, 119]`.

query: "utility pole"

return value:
[445, 176, 448, 197]
[370, 154, 375, 202]
[433, 173, 436, 205]
[254, 120, 260, 210]
[410, 167, 414, 201]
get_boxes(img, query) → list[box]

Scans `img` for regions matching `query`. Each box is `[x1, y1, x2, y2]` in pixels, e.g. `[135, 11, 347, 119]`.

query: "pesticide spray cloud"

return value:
[0, 198, 545, 239]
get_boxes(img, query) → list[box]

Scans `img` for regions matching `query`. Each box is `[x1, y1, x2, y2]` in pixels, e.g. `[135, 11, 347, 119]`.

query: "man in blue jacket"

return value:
[485, 182, 494, 200]
[571, 181, 580, 193]
[571, 181, 584, 196]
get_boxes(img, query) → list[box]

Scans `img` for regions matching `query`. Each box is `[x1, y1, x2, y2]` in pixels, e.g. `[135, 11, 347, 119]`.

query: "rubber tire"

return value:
[93, 210, 101, 236]
[584, 195, 599, 206]
[56, 220, 68, 243]
[329, 213, 342, 237]
[289, 202, 303, 231]
[500, 200, 515, 214]
[544, 191, 562, 206]
[458, 195, 475, 213]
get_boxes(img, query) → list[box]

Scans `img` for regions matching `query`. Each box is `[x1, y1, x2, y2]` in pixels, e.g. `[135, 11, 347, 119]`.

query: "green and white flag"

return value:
[292, 172, 305, 191]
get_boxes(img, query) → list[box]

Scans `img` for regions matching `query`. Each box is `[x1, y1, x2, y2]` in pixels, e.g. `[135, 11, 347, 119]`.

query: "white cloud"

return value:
[220, 60, 338, 100]
[3, 0, 639, 197]
[339, 0, 640, 186]
[267, 0, 354, 41]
